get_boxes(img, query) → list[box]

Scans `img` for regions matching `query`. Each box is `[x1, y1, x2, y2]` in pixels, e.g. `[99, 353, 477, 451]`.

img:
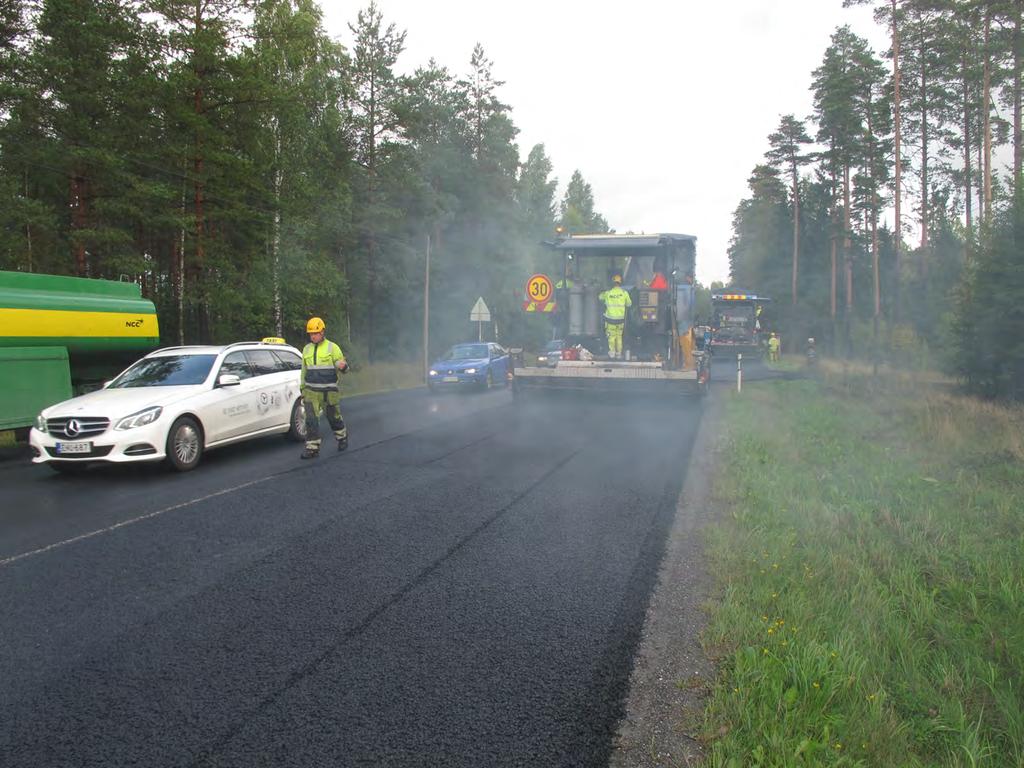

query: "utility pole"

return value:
[423, 233, 431, 384]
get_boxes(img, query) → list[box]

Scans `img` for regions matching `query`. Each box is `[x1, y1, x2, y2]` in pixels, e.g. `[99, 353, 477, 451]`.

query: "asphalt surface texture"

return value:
[1, 379, 706, 767]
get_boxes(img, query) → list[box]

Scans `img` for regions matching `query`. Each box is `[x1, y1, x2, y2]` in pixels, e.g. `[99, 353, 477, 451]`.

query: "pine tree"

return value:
[347, 1, 406, 361]
[766, 114, 813, 306]
[517, 143, 558, 253]
[559, 170, 609, 234]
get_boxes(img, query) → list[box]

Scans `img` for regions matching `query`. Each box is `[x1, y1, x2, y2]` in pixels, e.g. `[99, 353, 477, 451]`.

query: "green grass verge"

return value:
[702, 369, 1024, 766]
[342, 362, 423, 397]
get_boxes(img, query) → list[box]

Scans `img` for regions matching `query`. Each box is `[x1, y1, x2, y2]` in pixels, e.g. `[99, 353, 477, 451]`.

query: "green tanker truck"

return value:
[0, 271, 160, 432]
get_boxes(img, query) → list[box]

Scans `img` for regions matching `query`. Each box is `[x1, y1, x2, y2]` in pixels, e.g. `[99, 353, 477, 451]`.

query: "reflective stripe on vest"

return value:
[304, 366, 338, 390]
[303, 340, 343, 391]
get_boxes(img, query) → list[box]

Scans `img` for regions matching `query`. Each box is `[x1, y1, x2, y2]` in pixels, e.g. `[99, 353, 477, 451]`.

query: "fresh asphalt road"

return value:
[0, 384, 703, 767]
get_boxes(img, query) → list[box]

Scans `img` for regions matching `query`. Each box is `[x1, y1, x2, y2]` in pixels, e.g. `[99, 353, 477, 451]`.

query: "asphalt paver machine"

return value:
[512, 232, 710, 398]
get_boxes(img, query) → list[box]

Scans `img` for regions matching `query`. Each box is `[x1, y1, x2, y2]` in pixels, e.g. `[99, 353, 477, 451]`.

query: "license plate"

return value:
[56, 441, 92, 454]
[443, 376, 459, 383]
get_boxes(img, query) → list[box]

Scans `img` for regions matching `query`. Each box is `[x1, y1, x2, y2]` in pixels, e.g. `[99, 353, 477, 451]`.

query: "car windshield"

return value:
[110, 355, 216, 388]
[544, 341, 563, 352]
[444, 344, 488, 360]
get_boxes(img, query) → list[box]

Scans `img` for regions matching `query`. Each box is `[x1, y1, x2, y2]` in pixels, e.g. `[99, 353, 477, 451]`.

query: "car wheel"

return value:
[166, 416, 203, 472]
[286, 398, 307, 442]
[484, 370, 493, 390]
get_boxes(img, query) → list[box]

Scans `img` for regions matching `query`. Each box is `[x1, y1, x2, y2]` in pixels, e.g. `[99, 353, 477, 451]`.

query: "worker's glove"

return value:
[338, 361, 349, 374]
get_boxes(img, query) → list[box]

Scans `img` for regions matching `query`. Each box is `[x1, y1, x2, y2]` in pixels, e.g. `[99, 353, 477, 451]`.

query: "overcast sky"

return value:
[321, 0, 888, 285]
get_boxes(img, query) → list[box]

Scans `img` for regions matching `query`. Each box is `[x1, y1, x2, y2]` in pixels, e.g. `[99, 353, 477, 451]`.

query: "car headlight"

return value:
[115, 406, 163, 431]
[35, 414, 47, 432]
[464, 368, 477, 374]
[429, 369, 438, 376]
[537, 356, 548, 363]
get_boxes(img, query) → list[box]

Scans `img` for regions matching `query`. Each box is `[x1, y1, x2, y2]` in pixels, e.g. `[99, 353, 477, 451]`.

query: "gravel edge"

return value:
[608, 394, 723, 767]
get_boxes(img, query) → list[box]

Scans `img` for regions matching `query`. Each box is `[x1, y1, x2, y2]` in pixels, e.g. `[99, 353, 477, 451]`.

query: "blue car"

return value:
[428, 343, 510, 391]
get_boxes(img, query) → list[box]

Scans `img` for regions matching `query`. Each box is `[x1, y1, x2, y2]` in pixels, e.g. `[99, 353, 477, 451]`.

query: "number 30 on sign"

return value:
[527, 274, 553, 304]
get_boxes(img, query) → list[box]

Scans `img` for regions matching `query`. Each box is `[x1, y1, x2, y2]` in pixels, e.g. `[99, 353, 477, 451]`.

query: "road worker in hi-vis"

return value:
[599, 274, 632, 359]
[300, 317, 348, 459]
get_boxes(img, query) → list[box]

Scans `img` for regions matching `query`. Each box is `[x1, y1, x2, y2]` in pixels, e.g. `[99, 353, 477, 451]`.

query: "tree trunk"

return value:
[340, 246, 351, 342]
[867, 100, 881, 323]
[984, 7, 993, 223]
[892, 0, 902, 322]
[1016, 0, 1023, 191]
[70, 169, 88, 276]
[843, 164, 853, 312]
[24, 169, 32, 272]
[367, 233, 377, 362]
[830, 236, 837, 320]
[830, 236, 837, 355]
[272, 124, 283, 336]
[193, 127, 206, 342]
[919, 19, 929, 256]
[872, 206, 880, 319]
[791, 162, 799, 306]
[872, 205, 880, 375]
[963, 48, 973, 251]
[366, 70, 378, 363]
[178, 165, 187, 345]
[978, 116, 984, 222]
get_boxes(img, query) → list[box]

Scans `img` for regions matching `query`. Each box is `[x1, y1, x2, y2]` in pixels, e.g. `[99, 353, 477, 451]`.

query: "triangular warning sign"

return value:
[470, 297, 491, 322]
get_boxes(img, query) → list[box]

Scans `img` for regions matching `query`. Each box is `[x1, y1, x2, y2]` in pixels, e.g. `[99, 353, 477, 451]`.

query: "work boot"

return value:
[301, 446, 320, 460]
[337, 437, 348, 452]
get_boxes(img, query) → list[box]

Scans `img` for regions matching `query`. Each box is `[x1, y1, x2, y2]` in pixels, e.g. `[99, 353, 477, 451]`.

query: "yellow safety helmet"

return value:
[612, 274, 623, 284]
[306, 316, 326, 334]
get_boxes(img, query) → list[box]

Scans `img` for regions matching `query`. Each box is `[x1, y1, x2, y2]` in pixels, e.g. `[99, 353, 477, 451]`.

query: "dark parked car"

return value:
[536, 339, 565, 367]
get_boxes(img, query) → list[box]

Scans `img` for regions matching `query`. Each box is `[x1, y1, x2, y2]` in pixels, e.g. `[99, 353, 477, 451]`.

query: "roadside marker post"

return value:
[737, 353, 742, 394]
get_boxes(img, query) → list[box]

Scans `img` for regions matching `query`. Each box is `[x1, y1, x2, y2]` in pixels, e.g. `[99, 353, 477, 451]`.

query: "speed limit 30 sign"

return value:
[525, 274, 554, 308]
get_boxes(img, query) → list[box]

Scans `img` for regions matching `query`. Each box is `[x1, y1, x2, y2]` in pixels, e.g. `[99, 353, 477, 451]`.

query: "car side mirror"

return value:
[218, 374, 241, 387]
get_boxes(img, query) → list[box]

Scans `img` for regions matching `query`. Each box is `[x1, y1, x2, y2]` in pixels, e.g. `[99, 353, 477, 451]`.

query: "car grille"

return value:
[47, 416, 111, 440]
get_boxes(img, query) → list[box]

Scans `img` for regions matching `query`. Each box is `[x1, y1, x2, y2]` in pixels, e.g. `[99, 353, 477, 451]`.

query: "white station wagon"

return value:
[30, 341, 307, 473]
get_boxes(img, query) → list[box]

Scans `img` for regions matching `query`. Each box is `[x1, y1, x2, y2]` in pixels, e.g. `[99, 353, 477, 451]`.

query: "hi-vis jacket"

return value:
[599, 286, 632, 323]
[301, 338, 346, 392]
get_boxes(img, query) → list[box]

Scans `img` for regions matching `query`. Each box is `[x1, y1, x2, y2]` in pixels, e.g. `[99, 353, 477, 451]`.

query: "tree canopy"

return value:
[0, 0, 605, 364]
[730, 1, 1024, 399]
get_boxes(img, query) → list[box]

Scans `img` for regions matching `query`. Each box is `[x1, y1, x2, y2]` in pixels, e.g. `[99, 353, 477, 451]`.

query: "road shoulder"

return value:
[609, 395, 722, 767]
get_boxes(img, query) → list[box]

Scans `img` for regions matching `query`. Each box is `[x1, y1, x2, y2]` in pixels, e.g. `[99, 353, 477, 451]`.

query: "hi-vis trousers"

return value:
[604, 320, 624, 358]
[303, 388, 347, 448]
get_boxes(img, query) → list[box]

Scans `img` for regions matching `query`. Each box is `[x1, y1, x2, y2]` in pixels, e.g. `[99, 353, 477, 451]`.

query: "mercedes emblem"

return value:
[64, 419, 81, 438]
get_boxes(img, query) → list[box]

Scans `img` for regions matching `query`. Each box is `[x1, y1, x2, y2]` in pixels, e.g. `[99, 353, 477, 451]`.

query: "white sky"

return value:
[321, 0, 888, 285]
